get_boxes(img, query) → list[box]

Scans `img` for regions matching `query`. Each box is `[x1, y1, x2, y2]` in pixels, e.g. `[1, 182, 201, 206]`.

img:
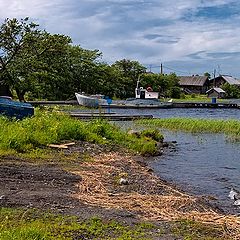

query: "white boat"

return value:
[135, 76, 159, 99]
[75, 93, 107, 107]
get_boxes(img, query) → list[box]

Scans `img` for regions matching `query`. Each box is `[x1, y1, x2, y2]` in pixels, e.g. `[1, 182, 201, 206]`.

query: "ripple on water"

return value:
[149, 131, 240, 215]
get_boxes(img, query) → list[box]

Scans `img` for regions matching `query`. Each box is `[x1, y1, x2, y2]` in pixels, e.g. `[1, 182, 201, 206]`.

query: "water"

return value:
[73, 107, 240, 119]
[110, 107, 240, 119]
[149, 131, 240, 215]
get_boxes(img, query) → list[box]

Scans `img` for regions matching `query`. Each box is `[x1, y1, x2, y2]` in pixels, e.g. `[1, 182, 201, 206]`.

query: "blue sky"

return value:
[1, 0, 240, 77]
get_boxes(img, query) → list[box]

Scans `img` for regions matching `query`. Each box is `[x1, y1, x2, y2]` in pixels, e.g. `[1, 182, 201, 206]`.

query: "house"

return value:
[206, 87, 226, 98]
[209, 75, 240, 88]
[178, 75, 209, 94]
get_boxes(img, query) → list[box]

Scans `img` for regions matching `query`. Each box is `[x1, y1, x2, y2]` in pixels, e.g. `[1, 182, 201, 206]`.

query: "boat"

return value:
[0, 96, 34, 119]
[75, 92, 107, 107]
[119, 76, 173, 108]
[135, 75, 159, 100]
[75, 76, 173, 108]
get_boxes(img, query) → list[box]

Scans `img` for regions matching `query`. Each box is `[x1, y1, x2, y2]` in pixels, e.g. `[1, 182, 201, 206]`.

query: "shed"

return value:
[178, 75, 209, 94]
[206, 87, 226, 98]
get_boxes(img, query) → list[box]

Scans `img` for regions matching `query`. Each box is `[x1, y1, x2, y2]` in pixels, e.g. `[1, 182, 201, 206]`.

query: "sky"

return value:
[1, 0, 240, 77]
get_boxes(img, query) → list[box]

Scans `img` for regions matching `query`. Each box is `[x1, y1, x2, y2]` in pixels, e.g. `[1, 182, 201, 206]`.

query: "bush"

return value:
[180, 93, 186, 99]
[140, 129, 164, 142]
[169, 86, 181, 99]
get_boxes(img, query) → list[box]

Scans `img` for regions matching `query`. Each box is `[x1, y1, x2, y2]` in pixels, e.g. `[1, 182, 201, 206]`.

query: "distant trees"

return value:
[140, 73, 180, 98]
[0, 18, 72, 101]
[111, 59, 147, 98]
[0, 17, 102, 101]
[0, 17, 182, 101]
[222, 83, 240, 98]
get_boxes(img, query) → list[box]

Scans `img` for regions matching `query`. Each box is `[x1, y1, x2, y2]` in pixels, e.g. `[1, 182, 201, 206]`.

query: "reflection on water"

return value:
[149, 131, 240, 215]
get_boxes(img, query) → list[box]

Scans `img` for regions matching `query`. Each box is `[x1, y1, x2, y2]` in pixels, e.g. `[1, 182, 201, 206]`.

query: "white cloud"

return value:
[1, 0, 240, 76]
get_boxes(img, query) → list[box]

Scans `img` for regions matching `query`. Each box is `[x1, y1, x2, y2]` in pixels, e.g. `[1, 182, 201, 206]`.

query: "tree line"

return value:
[0, 17, 181, 101]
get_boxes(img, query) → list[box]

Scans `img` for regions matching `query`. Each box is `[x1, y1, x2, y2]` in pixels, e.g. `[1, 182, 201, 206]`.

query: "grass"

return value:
[0, 110, 163, 156]
[164, 94, 230, 103]
[0, 208, 158, 240]
[171, 219, 230, 240]
[0, 208, 230, 240]
[138, 118, 240, 140]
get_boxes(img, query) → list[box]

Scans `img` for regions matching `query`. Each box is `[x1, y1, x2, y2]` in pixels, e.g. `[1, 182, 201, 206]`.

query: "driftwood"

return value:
[47, 142, 75, 149]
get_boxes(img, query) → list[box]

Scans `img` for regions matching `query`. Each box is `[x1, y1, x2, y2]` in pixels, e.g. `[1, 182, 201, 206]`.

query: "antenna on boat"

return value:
[136, 75, 141, 89]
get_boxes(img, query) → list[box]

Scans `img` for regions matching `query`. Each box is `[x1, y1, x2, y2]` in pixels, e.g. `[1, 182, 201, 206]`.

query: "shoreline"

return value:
[0, 142, 239, 238]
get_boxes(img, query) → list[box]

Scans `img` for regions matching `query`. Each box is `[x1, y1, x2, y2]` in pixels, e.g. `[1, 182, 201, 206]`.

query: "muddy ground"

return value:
[0, 142, 239, 239]
[0, 143, 143, 223]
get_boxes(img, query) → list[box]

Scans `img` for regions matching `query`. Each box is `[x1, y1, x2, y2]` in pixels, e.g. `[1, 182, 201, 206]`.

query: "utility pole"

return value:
[213, 69, 216, 87]
[149, 64, 152, 72]
[160, 63, 163, 74]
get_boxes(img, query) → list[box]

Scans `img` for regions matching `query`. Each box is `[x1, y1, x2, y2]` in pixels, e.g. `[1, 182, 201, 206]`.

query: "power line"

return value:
[163, 65, 192, 75]
[144, 63, 193, 75]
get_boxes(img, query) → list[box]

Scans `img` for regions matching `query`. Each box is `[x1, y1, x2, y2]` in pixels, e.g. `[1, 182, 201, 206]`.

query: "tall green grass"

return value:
[0, 110, 162, 155]
[138, 118, 240, 140]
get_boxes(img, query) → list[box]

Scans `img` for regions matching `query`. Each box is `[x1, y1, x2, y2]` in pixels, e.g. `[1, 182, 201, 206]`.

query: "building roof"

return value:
[206, 87, 226, 94]
[178, 75, 208, 86]
[210, 75, 240, 85]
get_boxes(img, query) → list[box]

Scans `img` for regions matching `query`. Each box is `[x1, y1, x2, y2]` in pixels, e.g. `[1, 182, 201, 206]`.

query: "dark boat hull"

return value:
[0, 96, 34, 119]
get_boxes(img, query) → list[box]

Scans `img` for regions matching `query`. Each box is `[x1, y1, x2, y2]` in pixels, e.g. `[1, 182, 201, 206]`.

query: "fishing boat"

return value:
[0, 96, 34, 119]
[122, 76, 173, 107]
[75, 92, 107, 107]
[75, 76, 173, 108]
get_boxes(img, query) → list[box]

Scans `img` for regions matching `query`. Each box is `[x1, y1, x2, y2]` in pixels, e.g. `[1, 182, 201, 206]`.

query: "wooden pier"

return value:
[69, 113, 153, 121]
[27, 100, 240, 109]
[172, 102, 239, 108]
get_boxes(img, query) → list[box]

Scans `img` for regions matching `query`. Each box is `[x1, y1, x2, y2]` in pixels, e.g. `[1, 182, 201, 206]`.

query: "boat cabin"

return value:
[135, 87, 159, 99]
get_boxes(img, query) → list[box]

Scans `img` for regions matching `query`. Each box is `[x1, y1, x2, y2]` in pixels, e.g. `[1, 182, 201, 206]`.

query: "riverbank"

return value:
[1, 142, 239, 239]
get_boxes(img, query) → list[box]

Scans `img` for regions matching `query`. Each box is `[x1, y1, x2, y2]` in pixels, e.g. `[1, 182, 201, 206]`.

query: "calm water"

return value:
[110, 107, 240, 119]
[149, 131, 240, 215]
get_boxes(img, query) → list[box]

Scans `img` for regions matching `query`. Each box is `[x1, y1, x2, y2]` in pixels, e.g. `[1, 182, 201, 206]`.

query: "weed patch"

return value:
[0, 110, 163, 155]
[138, 118, 240, 141]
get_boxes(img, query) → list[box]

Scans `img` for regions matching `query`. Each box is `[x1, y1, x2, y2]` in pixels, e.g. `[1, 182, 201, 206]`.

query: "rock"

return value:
[162, 142, 169, 148]
[0, 195, 5, 200]
[119, 177, 128, 185]
[127, 130, 140, 138]
[146, 167, 153, 173]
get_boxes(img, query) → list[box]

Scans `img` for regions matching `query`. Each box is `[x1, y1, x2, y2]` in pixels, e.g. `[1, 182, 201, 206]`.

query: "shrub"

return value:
[140, 129, 164, 142]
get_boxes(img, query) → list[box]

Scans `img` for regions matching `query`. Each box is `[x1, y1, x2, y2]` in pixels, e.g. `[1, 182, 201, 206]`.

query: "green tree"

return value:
[140, 73, 180, 97]
[204, 72, 211, 79]
[111, 59, 147, 98]
[222, 83, 240, 98]
[0, 18, 77, 101]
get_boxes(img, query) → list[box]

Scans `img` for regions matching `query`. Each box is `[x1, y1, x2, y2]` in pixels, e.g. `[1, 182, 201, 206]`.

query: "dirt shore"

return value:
[0, 141, 239, 238]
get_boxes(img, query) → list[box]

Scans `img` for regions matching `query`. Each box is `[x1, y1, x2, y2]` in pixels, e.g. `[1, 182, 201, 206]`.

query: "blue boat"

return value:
[0, 96, 34, 119]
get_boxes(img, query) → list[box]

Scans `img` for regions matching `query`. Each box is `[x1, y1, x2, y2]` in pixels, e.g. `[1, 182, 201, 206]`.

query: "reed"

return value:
[138, 118, 240, 139]
[0, 110, 162, 155]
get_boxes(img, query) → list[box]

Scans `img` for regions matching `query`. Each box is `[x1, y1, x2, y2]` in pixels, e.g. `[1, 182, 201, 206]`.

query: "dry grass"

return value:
[72, 151, 240, 239]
